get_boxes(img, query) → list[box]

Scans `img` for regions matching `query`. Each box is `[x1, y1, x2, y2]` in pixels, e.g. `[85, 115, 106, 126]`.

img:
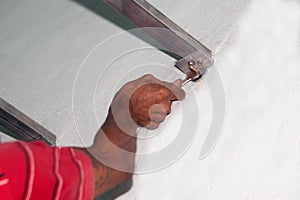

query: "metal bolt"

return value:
[197, 60, 203, 67]
[188, 61, 199, 74]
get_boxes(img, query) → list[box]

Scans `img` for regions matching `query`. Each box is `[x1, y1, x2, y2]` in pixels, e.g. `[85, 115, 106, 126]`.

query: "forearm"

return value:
[79, 148, 134, 197]
[75, 75, 185, 198]
[85, 108, 138, 197]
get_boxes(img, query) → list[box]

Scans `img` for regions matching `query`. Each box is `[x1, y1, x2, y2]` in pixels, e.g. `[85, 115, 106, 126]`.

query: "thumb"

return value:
[165, 79, 185, 101]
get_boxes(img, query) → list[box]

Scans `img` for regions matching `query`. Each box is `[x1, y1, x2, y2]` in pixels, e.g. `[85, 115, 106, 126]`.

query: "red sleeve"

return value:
[0, 141, 94, 200]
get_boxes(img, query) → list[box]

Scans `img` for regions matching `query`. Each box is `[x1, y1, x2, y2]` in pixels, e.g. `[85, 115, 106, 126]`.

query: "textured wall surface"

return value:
[1, 0, 300, 199]
[123, 0, 300, 199]
[149, 0, 250, 54]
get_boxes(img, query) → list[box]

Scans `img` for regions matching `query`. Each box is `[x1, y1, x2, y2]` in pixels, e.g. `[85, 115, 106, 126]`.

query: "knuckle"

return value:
[155, 115, 165, 123]
[147, 123, 159, 130]
[144, 74, 155, 80]
[165, 106, 171, 114]
[159, 116, 167, 122]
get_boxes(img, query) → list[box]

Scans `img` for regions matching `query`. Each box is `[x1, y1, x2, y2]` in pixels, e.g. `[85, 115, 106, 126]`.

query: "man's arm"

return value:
[78, 74, 185, 198]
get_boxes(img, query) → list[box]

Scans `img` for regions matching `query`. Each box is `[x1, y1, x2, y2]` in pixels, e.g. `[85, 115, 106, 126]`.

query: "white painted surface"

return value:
[0, 132, 15, 143]
[0, 0, 126, 146]
[0, 0, 300, 199]
[123, 0, 300, 199]
[149, 0, 250, 54]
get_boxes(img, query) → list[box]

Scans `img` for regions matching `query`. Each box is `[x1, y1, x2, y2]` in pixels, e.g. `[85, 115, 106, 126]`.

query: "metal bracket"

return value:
[103, 0, 214, 80]
[175, 49, 214, 82]
[0, 98, 56, 145]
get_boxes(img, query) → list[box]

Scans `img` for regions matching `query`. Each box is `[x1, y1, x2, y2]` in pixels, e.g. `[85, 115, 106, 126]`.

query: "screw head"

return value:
[197, 60, 203, 66]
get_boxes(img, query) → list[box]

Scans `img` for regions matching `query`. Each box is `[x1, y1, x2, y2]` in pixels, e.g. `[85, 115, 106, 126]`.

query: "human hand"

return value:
[109, 74, 185, 131]
[89, 74, 185, 196]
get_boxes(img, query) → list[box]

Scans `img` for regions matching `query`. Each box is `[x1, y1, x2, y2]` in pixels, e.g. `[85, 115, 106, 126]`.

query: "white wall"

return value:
[149, 0, 250, 54]
[1, 0, 300, 199]
[125, 0, 300, 199]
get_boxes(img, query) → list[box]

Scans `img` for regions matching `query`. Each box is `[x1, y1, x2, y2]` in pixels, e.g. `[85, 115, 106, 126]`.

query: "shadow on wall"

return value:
[70, 1, 139, 199]
[94, 179, 132, 200]
[72, 0, 135, 30]
[71, 0, 182, 60]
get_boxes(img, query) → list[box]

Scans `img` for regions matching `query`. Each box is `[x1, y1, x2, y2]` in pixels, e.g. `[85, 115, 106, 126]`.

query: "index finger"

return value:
[164, 81, 186, 101]
[135, 74, 186, 101]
